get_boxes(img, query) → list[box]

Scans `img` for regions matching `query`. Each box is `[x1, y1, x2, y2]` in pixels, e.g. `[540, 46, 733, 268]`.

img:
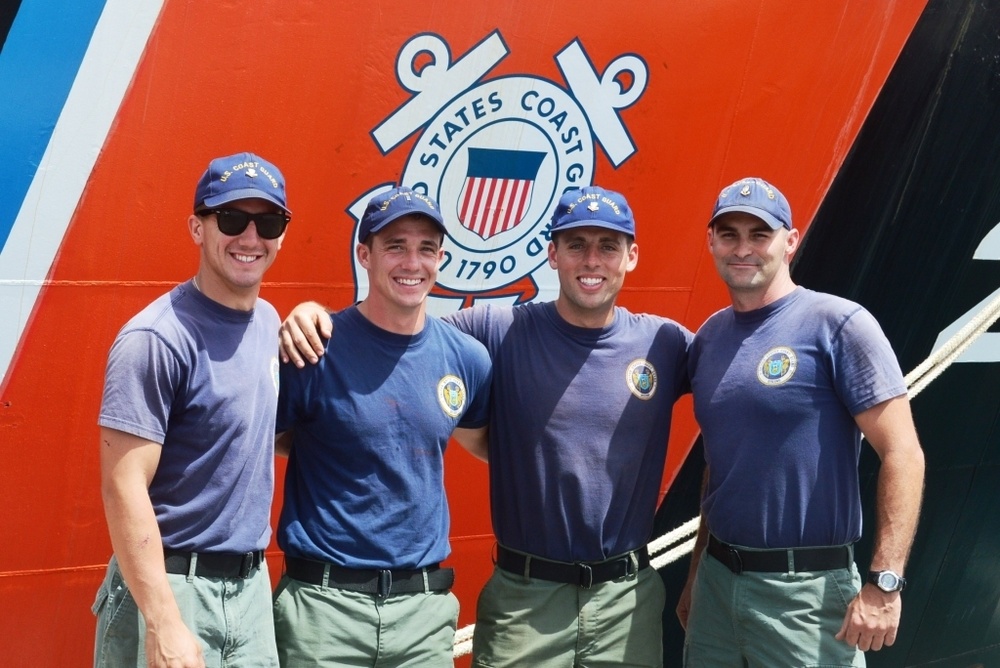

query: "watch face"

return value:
[877, 571, 900, 591]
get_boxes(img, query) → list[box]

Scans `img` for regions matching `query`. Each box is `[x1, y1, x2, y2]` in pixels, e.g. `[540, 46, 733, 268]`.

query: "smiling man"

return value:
[278, 185, 693, 667]
[94, 152, 290, 668]
[678, 177, 925, 667]
[450, 187, 691, 668]
[271, 187, 492, 667]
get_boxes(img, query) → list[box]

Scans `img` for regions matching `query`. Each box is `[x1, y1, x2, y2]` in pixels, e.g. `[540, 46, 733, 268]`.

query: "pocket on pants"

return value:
[91, 583, 110, 616]
[93, 559, 132, 619]
[93, 557, 140, 666]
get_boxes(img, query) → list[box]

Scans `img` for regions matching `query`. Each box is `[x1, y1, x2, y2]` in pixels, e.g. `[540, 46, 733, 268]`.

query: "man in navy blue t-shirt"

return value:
[678, 177, 925, 666]
[272, 188, 492, 667]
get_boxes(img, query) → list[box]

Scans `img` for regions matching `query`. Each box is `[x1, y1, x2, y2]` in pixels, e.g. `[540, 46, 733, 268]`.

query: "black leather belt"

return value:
[285, 557, 454, 598]
[707, 535, 853, 574]
[496, 545, 649, 588]
[163, 549, 264, 579]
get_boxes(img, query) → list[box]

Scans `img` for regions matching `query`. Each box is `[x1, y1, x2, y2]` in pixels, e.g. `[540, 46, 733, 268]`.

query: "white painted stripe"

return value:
[0, 0, 165, 385]
[460, 177, 485, 233]
[470, 178, 491, 237]
[501, 179, 530, 233]
[497, 178, 517, 233]
[512, 180, 531, 230]
[485, 178, 510, 238]
[485, 181, 505, 238]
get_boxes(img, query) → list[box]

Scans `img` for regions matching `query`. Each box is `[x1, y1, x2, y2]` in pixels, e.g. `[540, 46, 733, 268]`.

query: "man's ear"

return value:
[626, 242, 639, 272]
[785, 227, 800, 258]
[356, 242, 371, 270]
[188, 214, 204, 245]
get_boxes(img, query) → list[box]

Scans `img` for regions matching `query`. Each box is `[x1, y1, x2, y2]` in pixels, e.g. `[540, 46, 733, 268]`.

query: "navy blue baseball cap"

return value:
[358, 187, 447, 242]
[194, 152, 290, 214]
[550, 186, 636, 238]
[709, 177, 791, 230]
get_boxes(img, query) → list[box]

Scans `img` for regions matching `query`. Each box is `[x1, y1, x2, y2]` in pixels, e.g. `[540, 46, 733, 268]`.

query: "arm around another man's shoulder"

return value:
[279, 301, 333, 367]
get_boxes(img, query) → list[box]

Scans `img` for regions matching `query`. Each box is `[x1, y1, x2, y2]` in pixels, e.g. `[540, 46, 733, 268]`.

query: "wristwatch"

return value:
[868, 569, 907, 592]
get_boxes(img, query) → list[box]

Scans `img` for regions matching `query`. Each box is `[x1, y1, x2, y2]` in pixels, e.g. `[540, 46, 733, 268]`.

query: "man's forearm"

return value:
[870, 446, 925, 572]
[102, 480, 184, 627]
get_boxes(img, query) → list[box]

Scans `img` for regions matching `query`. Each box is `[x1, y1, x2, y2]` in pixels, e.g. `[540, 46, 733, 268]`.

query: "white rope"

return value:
[454, 289, 1000, 658]
[905, 289, 1000, 397]
[453, 625, 475, 658]
[651, 536, 698, 571]
[647, 515, 701, 557]
[454, 624, 475, 644]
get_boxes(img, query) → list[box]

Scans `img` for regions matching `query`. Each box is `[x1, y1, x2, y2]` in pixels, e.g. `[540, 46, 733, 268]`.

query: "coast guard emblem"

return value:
[626, 359, 658, 400]
[349, 30, 648, 313]
[437, 374, 467, 418]
[757, 347, 797, 386]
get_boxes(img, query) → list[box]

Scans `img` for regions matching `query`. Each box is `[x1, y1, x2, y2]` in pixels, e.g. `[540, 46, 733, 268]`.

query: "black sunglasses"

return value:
[196, 208, 290, 240]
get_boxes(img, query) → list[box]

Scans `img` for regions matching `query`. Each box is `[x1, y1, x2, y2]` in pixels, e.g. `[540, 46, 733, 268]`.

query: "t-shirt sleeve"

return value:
[98, 329, 182, 444]
[441, 307, 479, 339]
[442, 304, 512, 357]
[457, 341, 493, 429]
[276, 360, 303, 434]
[277, 313, 333, 433]
[831, 307, 908, 415]
[674, 323, 695, 397]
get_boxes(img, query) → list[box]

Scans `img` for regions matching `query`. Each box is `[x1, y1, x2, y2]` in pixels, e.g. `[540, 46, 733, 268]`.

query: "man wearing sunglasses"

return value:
[94, 152, 289, 668]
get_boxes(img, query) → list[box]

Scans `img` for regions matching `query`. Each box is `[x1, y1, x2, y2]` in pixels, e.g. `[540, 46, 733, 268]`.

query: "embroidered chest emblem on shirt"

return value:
[437, 374, 467, 418]
[626, 359, 658, 400]
[757, 347, 797, 386]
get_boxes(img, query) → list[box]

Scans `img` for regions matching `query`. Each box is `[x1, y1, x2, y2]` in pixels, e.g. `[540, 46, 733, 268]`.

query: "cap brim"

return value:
[551, 219, 635, 237]
[202, 188, 290, 215]
[709, 205, 785, 230]
[361, 209, 447, 241]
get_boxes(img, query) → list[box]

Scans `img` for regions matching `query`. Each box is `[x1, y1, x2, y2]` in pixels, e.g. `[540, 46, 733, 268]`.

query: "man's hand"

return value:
[145, 617, 205, 668]
[675, 575, 695, 630]
[278, 301, 332, 367]
[835, 584, 902, 651]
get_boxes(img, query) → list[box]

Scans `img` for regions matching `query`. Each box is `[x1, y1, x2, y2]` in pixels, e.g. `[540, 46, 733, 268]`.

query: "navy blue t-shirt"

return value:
[445, 301, 691, 562]
[99, 281, 279, 553]
[276, 306, 492, 569]
[690, 287, 907, 548]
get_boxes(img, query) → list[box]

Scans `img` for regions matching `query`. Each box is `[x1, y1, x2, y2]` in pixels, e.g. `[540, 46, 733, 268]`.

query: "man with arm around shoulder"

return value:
[271, 187, 492, 667]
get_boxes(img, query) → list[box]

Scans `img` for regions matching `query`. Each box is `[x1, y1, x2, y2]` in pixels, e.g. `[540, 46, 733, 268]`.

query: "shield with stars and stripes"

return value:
[458, 147, 546, 240]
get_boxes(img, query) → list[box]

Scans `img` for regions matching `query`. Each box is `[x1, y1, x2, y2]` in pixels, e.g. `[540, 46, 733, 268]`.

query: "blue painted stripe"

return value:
[0, 0, 107, 251]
